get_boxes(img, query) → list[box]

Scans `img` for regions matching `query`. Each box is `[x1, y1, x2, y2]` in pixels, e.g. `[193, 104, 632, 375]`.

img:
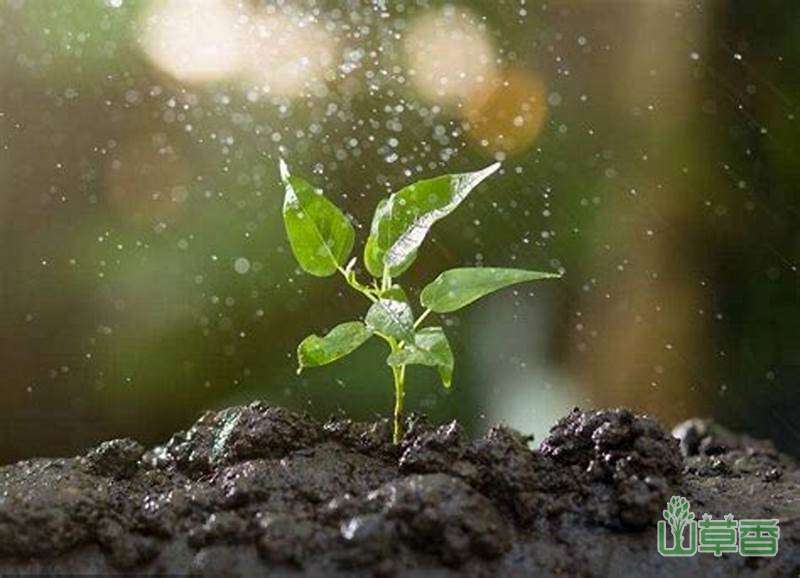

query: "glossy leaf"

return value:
[364, 299, 415, 342]
[420, 267, 561, 313]
[297, 321, 372, 373]
[364, 162, 501, 278]
[387, 327, 454, 388]
[281, 159, 355, 277]
[380, 284, 408, 303]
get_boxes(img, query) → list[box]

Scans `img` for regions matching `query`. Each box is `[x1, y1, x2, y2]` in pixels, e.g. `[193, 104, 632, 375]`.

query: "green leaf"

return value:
[281, 159, 355, 277]
[297, 321, 372, 373]
[387, 327, 454, 388]
[364, 299, 415, 342]
[363, 162, 501, 278]
[420, 267, 561, 313]
[380, 284, 408, 303]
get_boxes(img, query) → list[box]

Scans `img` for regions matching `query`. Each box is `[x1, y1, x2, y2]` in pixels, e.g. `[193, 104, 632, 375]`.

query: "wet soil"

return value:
[0, 403, 797, 577]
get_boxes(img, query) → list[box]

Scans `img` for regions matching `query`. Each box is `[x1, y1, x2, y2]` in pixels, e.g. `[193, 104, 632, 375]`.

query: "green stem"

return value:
[413, 308, 432, 329]
[391, 361, 406, 444]
[381, 267, 392, 292]
[338, 266, 378, 303]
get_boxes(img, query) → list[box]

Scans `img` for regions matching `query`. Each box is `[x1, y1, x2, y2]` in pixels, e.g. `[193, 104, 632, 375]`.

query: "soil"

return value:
[0, 403, 797, 577]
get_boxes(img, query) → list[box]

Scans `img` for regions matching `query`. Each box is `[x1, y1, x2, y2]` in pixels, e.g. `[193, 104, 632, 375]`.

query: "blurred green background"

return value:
[1, 0, 798, 462]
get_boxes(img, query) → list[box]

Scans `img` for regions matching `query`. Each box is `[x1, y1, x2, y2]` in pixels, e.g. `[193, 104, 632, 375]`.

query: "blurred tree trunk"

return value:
[569, 0, 719, 423]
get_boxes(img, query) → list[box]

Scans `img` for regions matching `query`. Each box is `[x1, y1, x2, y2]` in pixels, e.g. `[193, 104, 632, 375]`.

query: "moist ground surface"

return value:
[0, 403, 797, 577]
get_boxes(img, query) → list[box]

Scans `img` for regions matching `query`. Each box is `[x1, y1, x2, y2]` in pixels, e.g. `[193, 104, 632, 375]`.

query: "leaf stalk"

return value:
[413, 308, 432, 329]
[338, 266, 378, 303]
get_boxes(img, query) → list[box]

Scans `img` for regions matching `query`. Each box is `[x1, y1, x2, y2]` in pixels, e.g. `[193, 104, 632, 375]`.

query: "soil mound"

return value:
[0, 403, 797, 576]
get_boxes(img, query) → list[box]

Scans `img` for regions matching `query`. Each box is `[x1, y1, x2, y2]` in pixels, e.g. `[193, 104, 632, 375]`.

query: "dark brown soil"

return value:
[0, 403, 797, 576]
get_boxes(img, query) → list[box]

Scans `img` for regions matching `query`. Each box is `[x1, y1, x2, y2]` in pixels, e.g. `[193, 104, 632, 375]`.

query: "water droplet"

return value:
[234, 257, 251, 274]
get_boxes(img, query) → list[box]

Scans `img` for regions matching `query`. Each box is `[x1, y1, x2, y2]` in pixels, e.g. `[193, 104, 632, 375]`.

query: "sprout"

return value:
[280, 159, 561, 444]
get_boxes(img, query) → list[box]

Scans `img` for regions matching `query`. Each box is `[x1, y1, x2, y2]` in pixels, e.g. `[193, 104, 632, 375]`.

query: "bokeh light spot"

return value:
[404, 6, 498, 106]
[140, 0, 248, 84]
[465, 67, 548, 156]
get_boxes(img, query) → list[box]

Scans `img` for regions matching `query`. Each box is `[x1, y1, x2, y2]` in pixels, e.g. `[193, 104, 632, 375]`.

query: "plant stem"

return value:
[381, 268, 391, 292]
[338, 266, 378, 303]
[391, 361, 406, 444]
[413, 308, 432, 329]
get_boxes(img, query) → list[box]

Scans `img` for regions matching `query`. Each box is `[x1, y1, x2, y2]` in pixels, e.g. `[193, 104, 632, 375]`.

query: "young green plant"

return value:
[280, 159, 560, 443]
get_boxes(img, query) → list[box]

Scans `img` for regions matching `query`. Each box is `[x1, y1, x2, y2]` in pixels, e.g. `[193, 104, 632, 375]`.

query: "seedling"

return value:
[280, 159, 560, 443]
